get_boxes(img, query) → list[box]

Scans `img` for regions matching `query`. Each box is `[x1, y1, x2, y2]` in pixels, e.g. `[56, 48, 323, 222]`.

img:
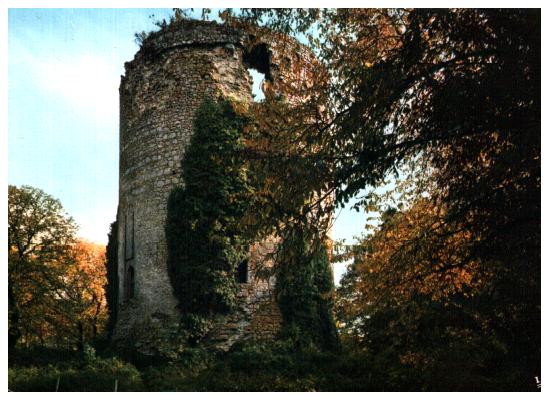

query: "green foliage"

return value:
[9, 346, 82, 368]
[142, 364, 193, 391]
[10, 185, 109, 351]
[9, 356, 144, 392]
[141, 347, 214, 391]
[10, 343, 375, 392]
[104, 220, 118, 339]
[135, 9, 211, 47]
[8, 185, 78, 348]
[166, 97, 252, 342]
[336, 198, 539, 391]
[222, 8, 540, 389]
[17, 340, 520, 391]
[275, 225, 339, 351]
[12, 346, 375, 391]
[177, 341, 374, 391]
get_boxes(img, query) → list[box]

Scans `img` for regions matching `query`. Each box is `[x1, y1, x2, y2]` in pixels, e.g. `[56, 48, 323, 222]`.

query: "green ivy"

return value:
[165, 97, 252, 343]
[165, 96, 338, 349]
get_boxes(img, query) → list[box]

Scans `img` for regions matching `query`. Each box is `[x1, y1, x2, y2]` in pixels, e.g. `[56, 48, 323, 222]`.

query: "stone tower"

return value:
[113, 20, 317, 355]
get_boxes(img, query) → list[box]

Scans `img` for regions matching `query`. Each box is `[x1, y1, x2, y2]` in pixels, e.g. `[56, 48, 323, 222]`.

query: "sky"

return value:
[8, 8, 367, 284]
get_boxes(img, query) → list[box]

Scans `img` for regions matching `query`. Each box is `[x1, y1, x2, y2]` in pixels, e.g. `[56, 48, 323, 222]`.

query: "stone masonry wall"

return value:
[114, 20, 314, 355]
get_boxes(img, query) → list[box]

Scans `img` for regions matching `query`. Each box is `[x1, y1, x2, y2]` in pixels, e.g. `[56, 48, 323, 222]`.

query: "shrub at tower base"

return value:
[166, 97, 253, 343]
[275, 225, 339, 351]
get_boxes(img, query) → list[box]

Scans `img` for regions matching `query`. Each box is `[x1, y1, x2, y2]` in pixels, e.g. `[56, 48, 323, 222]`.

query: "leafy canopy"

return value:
[9, 185, 108, 350]
[218, 8, 540, 387]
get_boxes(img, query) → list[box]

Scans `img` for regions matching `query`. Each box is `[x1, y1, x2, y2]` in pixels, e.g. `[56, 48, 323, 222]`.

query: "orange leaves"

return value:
[346, 198, 488, 309]
[72, 241, 106, 275]
[68, 240, 107, 306]
[10, 237, 108, 347]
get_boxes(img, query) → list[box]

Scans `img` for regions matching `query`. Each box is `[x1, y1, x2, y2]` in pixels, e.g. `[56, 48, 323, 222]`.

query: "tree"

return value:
[9, 185, 108, 351]
[274, 224, 339, 350]
[335, 197, 533, 390]
[63, 240, 108, 350]
[227, 8, 539, 245]
[8, 185, 77, 348]
[219, 8, 539, 386]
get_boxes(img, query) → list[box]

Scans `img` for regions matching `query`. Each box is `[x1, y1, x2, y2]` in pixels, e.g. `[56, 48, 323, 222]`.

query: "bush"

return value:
[9, 365, 62, 392]
[176, 340, 372, 391]
[142, 347, 214, 391]
[142, 364, 192, 391]
[9, 357, 144, 392]
[9, 347, 80, 368]
[8, 341, 409, 391]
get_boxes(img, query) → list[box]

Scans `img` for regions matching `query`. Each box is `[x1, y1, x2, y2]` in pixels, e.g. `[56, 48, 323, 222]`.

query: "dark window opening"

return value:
[125, 265, 135, 301]
[125, 211, 134, 260]
[243, 43, 272, 81]
[236, 259, 248, 284]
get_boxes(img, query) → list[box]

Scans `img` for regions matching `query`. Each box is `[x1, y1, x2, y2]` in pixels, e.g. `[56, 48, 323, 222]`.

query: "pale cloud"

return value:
[10, 36, 121, 128]
[34, 53, 120, 125]
[10, 34, 120, 243]
[76, 208, 115, 245]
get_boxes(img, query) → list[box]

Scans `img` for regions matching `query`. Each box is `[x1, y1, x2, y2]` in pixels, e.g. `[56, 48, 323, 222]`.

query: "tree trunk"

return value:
[8, 282, 21, 350]
[77, 321, 84, 353]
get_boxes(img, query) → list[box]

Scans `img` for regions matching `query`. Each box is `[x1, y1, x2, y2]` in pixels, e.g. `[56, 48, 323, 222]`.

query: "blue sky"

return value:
[8, 8, 366, 283]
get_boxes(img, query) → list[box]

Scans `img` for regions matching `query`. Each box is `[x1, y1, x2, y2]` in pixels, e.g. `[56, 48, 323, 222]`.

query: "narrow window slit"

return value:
[125, 265, 135, 300]
[237, 259, 249, 284]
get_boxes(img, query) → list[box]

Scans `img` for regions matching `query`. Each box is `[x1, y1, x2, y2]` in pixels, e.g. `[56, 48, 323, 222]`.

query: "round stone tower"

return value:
[114, 19, 317, 355]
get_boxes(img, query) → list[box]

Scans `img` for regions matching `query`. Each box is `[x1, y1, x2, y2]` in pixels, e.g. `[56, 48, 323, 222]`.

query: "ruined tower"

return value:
[114, 20, 317, 355]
